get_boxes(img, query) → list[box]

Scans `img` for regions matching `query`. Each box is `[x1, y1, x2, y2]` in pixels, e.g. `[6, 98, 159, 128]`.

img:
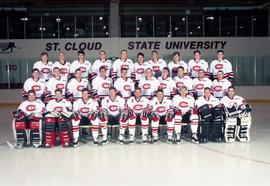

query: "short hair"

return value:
[179, 86, 187, 91]
[109, 87, 117, 91]
[198, 69, 205, 73]
[151, 50, 158, 55]
[217, 70, 224, 74]
[228, 86, 235, 90]
[53, 67, 60, 71]
[99, 50, 106, 54]
[204, 87, 211, 92]
[78, 50, 85, 55]
[55, 89, 62, 94]
[41, 52, 48, 57]
[134, 87, 142, 92]
[217, 50, 224, 54]
[163, 67, 170, 76]
[99, 66, 107, 72]
[81, 88, 89, 93]
[172, 51, 180, 56]
[75, 68, 81, 73]
[32, 68, 39, 73]
[177, 66, 185, 71]
[193, 50, 201, 55]
[145, 68, 152, 72]
[120, 68, 128, 73]
[137, 52, 144, 58]
[28, 90, 36, 95]
[156, 89, 164, 94]
[120, 50, 127, 54]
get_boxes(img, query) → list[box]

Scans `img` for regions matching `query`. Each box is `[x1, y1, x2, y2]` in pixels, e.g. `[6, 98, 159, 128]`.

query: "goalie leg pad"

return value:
[224, 117, 237, 143]
[44, 117, 57, 147]
[13, 118, 27, 148]
[210, 107, 224, 142]
[198, 119, 210, 143]
[29, 119, 42, 147]
[58, 118, 71, 147]
[237, 114, 252, 142]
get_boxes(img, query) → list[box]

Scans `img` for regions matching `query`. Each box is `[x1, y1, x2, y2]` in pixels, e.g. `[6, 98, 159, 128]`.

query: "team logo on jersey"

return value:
[79, 67, 87, 72]
[77, 85, 85, 91]
[121, 64, 129, 70]
[109, 105, 118, 112]
[124, 85, 131, 91]
[195, 84, 204, 90]
[214, 86, 222, 92]
[176, 82, 184, 88]
[142, 83, 151, 90]
[54, 106, 63, 112]
[215, 64, 223, 70]
[60, 68, 68, 74]
[134, 105, 143, 111]
[192, 66, 201, 72]
[32, 85, 41, 91]
[136, 68, 144, 74]
[80, 107, 90, 114]
[157, 106, 166, 113]
[102, 83, 110, 89]
[56, 84, 65, 90]
[26, 105, 36, 112]
[179, 102, 188, 108]
[159, 83, 167, 89]
[152, 66, 160, 72]
[41, 68, 50, 74]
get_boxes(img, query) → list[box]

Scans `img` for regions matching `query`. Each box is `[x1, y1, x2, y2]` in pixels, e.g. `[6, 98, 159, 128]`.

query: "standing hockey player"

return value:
[188, 50, 209, 78]
[69, 50, 92, 79]
[147, 50, 167, 78]
[52, 51, 71, 80]
[157, 67, 176, 98]
[33, 52, 53, 81]
[91, 50, 112, 78]
[212, 70, 231, 99]
[168, 52, 188, 78]
[114, 68, 135, 99]
[138, 68, 159, 99]
[193, 69, 212, 98]
[134, 52, 149, 86]
[173, 66, 194, 93]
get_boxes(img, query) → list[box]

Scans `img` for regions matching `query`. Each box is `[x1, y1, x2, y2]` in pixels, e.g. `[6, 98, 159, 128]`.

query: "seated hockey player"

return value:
[157, 67, 176, 98]
[114, 68, 135, 100]
[72, 88, 100, 146]
[188, 50, 209, 79]
[220, 86, 252, 142]
[195, 87, 223, 143]
[149, 89, 173, 143]
[91, 66, 113, 99]
[52, 51, 71, 81]
[212, 70, 231, 99]
[100, 87, 126, 143]
[33, 52, 53, 81]
[172, 86, 199, 143]
[210, 50, 233, 81]
[193, 69, 212, 98]
[173, 66, 194, 94]
[138, 68, 159, 99]
[147, 50, 167, 78]
[134, 52, 149, 87]
[91, 50, 112, 78]
[44, 89, 73, 148]
[168, 51, 188, 78]
[126, 87, 150, 143]
[12, 90, 45, 149]
[22, 68, 46, 100]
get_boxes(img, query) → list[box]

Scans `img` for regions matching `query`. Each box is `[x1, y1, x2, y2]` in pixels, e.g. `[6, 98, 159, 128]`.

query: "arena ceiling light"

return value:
[20, 17, 28, 21]
[56, 17, 61, 22]
[205, 16, 214, 20]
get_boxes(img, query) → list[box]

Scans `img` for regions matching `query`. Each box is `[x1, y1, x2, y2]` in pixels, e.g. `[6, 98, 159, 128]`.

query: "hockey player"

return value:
[173, 66, 194, 93]
[22, 68, 46, 100]
[149, 89, 173, 143]
[114, 68, 135, 100]
[157, 67, 176, 98]
[91, 50, 112, 78]
[147, 50, 167, 78]
[69, 50, 92, 80]
[210, 50, 233, 81]
[138, 68, 159, 99]
[195, 87, 223, 143]
[100, 87, 126, 143]
[220, 86, 252, 142]
[168, 52, 188, 78]
[212, 70, 231, 99]
[33, 52, 53, 81]
[44, 89, 73, 148]
[134, 52, 149, 86]
[12, 90, 45, 148]
[188, 50, 209, 78]
[66, 69, 90, 102]
[92, 66, 113, 99]
[52, 51, 71, 80]
[193, 69, 212, 98]
[172, 86, 199, 143]
[72, 88, 100, 146]
[126, 87, 150, 143]
[111, 50, 135, 80]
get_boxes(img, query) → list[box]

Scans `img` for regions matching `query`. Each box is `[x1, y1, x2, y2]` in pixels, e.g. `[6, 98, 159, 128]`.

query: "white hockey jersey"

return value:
[157, 77, 176, 96]
[18, 99, 45, 115]
[91, 59, 112, 77]
[138, 77, 159, 97]
[210, 59, 233, 76]
[212, 79, 231, 98]
[101, 96, 126, 116]
[188, 59, 209, 78]
[73, 98, 100, 117]
[114, 77, 135, 98]
[150, 97, 172, 116]
[193, 78, 212, 97]
[23, 78, 46, 98]
[69, 60, 92, 78]
[147, 59, 167, 76]
[220, 95, 245, 108]
[67, 78, 89, 98]
[127, 96, 150, 114]
[173, 75, 194, 91]
[45, 77, 67, 96]
[33, 61, 53, 81]
[51, 61, 71, 80]
[168, 60, 188, 78]
[92, 76, 113, 96]
[46, 99, 72, 113]
[172, 95, 195, 114]
[112, 58, 134, 78]
[195, 95, 220, 108]
[134, 62, 150, 81]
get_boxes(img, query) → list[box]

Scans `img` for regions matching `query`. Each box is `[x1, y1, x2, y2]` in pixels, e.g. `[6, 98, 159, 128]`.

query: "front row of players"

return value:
[12, 86, 252, 148]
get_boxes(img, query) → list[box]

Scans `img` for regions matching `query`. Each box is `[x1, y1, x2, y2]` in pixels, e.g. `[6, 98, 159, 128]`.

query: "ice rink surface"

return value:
[0, 103, 269, 186]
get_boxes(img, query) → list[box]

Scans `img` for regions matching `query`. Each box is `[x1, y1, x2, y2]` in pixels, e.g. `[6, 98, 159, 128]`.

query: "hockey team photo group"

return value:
[12, 49, 252, 149]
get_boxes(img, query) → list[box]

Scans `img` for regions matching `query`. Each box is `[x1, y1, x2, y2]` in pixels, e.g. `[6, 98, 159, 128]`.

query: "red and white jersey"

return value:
[45, 77, 67, 96]
[18, 99, 45, 115]
[134, 62, 150, 81]
[212, 79, 231, 98]
[92, 76, 113, 96]
[210, 59, 232, 76]
[23, 78, 46, 98]
[46, 99, 72, 113]
[67, 78, 89, 98]
[172, 95, 195, 114]
[195, 95, 220, 108]
[127, 96, 150, 114]
[91, 59, 112, 77]
[33, 61, 53, 81]
[112, 58, 134, 78]
[52, 61, 71, 80]
[168, 61, 188, 78]
[220, 95, 245, 108]
[193, 78, 212, 97]
[114, 77, 135, 98]
[173, 75, 194, 91]
[69, 60, 92, 78]
[138, 77, 159, 97]
[150, 97, 172, 116]
[157, 77, 176, 96]
[101, 96, 126, 116]
[73, 98, 100, 117]
[188, 59, 209, 78]
[147, 59, 167, 76]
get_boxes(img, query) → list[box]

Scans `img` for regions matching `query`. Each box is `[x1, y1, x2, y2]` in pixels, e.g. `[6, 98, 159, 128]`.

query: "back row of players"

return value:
[12, 49, 252, 148]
